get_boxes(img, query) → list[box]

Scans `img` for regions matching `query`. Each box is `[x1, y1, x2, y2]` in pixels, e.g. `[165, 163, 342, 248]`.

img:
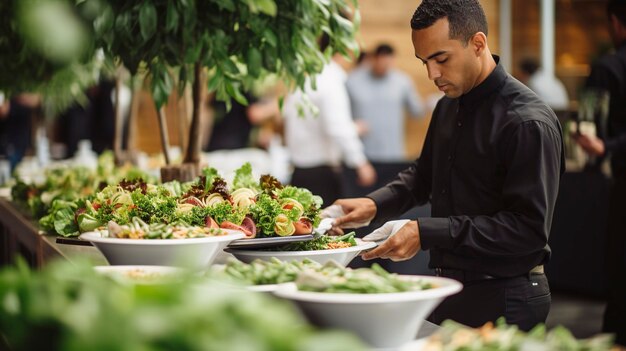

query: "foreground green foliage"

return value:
[0, 258, 367, 351]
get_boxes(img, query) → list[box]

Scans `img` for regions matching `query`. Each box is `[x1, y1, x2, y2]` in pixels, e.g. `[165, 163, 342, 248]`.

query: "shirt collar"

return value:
[459, 55, 507, 109]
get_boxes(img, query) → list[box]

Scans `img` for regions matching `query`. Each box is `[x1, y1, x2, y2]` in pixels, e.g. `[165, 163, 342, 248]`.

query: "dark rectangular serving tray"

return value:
[226, 234, 314, 249]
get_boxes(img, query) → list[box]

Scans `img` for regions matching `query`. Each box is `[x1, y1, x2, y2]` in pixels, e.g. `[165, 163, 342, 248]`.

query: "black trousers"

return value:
[603, 178, 626, 346]
[427, 273, 551, 331]
[290, 166, 343, 207]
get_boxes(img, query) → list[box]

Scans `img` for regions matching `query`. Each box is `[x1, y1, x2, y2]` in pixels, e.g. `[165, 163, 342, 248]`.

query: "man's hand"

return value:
[332, 198, 377, 228]
[322, 198, 377, 235]
[573, 133, 605, 156]
[361, 220, 421, 262]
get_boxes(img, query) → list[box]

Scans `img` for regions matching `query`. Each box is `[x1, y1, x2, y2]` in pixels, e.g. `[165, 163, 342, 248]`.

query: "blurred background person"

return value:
[55, 79, 115, 158]
[282, 35, 376, 206]
[205, 92, 279, 152]
[573, 0, 626, 345]
[346, 43, 425, 194]
[518, 57, 569, 111]
[0, 93, 39, 170]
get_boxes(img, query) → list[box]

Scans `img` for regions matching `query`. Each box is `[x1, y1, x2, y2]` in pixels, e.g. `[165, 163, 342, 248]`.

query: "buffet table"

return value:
[0, 199, 106, 267]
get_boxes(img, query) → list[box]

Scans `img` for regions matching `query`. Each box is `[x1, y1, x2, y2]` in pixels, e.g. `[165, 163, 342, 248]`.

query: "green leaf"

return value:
[263, 29, 277, 47]
[165, 1, 179, 32]
[225, 81, 248, 105]
[184, 43, 202, 63]
[255, 0, 277, 16]
[221, 59, 240, 76]
[139, 2, 157, 41]
[246, 47, 262, 78]
[93, 4, 114, 36]
[207, 70, 222, 92]
[217, 0, 235, 11]
[178, 66, 187, 95]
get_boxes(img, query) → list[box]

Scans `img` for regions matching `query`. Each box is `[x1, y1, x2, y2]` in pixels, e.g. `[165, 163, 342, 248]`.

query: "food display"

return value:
[215, 257, 327, 285]
[9, 152, 153, 236]
[105, 217, 227, 239]
[12, 162, 323, 239]
[295, 262, 434, 294]
[411, 319, 614, 351]
[264, 232, 358, 251]
[214, 258, 433, 294]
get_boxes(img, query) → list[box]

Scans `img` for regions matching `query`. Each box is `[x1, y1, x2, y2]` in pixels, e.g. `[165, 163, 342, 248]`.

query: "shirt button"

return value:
[457, 121, 462, 127]
[447, 155, 453, 161]
[441, 189, 447, 194]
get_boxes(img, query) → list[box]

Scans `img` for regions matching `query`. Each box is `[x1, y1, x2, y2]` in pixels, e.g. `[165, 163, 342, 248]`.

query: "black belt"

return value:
[434, 265, 544, 284]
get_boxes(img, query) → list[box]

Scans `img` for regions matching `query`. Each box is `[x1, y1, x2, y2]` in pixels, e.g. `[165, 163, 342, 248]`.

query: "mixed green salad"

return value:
[264, 232, 358, 251]
[421, 318, 614, 351]
[105, 217, 227, 239]
[295, 262, 434, 294]
[215, 258, 434, 294]
[10, 152, 153, 217]
[215, 257, 326, 285]
[12, 161, 323, 239]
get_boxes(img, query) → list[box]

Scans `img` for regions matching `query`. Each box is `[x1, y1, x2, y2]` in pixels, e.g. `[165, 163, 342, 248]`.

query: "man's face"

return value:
[412, 18, 480, 98]
[372, 54, 394, 76]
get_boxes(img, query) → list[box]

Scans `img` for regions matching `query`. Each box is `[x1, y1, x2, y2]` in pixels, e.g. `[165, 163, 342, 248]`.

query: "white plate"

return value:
[224, 239, 377, 267]
[80, 230, 245, 267]
[273, 275, 461, 348]
[246, 284, 279, 293]
[94, 265, 183, 283]
[398, 338, 429, 351]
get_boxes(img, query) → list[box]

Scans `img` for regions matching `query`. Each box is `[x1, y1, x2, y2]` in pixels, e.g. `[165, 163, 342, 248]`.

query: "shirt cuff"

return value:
[366, 187, 396, 225]
[604, 138, 618, 155]
[418, 217, 453, 250]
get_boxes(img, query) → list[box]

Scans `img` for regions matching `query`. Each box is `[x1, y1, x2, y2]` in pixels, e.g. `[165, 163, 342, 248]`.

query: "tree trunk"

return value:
[157, 105, 171, 165]
[113, 76, 124, 166]
[183, 62, 202, 165]
[126, 76, 140, 159]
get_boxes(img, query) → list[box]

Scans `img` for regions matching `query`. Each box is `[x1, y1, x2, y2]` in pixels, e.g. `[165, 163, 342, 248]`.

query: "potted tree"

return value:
[87, 0, 360, 181]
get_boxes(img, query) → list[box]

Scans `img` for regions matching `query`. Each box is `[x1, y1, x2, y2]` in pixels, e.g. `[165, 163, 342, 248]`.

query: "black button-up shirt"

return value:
[368, 57, 565, 278]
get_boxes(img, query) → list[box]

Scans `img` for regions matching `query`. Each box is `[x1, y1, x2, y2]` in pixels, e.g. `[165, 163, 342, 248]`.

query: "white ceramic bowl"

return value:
[273, 275, 462, 348]
[223, 240, 377, 267]
[80, 230, 245, 267]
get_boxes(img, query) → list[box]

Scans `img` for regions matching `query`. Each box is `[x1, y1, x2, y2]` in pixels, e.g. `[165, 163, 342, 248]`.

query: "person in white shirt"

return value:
[282, 36, 376, 206]
[519, 58, 570, 111]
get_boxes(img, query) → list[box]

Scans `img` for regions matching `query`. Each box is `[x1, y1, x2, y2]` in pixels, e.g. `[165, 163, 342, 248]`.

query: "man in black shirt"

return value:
[573, 0, 626, 345]
[329, 0, 564, 330]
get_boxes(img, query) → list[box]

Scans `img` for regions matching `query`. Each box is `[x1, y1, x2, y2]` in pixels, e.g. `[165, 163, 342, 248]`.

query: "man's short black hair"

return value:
[410, 0, 488, 45]
[608, 0, 626, 26]
[374, 44, 395, 56]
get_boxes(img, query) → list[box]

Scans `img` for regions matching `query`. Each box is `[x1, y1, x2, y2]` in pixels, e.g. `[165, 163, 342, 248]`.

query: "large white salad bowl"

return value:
[80, 230, 245, 267]
[273, 275, 462, 348]
[224, 240, 377, 267]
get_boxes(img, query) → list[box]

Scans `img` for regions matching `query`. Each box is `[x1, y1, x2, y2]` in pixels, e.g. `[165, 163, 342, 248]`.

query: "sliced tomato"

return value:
[293, 218, 313, 235]
[220, 221, 254, 238]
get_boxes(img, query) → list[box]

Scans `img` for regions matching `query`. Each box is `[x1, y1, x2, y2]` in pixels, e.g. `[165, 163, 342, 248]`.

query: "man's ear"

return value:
[469, 32, 487, 56]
